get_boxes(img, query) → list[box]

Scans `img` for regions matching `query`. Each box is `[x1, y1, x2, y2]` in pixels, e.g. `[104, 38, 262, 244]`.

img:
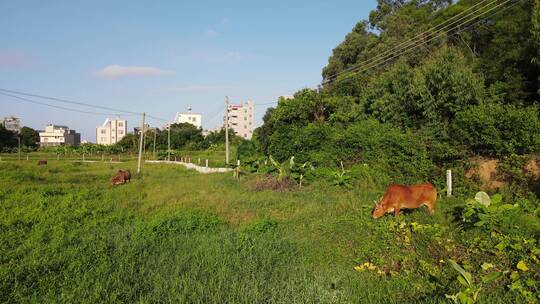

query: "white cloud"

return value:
[165, 85, 234, 92]
[221, 17, 230, 25]
[205, 28, 219, 37]
[95, 64, 173, 78]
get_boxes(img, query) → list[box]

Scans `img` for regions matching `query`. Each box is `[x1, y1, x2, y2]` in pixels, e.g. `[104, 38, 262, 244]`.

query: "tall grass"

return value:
[0, 160, 532, 303]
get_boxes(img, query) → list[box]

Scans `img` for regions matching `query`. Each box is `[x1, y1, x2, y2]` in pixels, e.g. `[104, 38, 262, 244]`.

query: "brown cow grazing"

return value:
[37, 160, 47, 165]
[111, 169, 131, 185]
[119, 169, 131, 183]
[372, 183, 437, 219]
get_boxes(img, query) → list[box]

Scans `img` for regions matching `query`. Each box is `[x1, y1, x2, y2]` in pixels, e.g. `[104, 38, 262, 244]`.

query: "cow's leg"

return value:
[394, 205, 400, 217]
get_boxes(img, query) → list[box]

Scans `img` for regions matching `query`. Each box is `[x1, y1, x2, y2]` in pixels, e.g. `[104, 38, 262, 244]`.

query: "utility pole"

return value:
[18, 135, 21, 161]
[167, 123, 171, 161]
[153, 129, 157, 160]
[137, 112, 145, 174]
[142, 124, 146, 156]
[225, 96, 229, 165]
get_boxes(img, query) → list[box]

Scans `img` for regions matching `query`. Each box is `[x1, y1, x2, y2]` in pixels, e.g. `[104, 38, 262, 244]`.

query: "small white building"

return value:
[96, 118, 127, 145]
[39, 124, 81, 147]
[174, 107, 202, 128]
[1, 116, 21, 133]
[227, 100, 254, 139]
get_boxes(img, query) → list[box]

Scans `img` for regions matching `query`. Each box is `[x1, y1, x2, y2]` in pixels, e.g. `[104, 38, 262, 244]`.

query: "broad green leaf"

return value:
[447, 259, 472, 287]
[474, 221, 486, 227]
[494, 242, 506, 251]
[481, 262, 494, 270]
[475, 191, 491, 207]
[457, 275, 469, 287]
[491, 193, 502, 204]
[482, 271, 503, 283]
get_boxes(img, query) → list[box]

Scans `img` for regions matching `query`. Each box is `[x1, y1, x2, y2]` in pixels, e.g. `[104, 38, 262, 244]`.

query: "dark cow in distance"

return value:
[372, 183, 437, 219]
[37, 160, 47, 166]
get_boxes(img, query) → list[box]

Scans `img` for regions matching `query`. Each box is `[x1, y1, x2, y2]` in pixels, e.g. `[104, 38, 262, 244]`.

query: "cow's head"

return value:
[371, 197, 385, 219]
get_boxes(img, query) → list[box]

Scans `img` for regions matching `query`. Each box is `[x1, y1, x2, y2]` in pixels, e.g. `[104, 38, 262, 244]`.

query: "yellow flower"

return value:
[516, 260, 528, 272]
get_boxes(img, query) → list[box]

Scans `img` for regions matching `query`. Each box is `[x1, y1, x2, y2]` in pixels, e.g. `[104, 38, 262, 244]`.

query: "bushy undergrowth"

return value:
[1, 161, 538, 303]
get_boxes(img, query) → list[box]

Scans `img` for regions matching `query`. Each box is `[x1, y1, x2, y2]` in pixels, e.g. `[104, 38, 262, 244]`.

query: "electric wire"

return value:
[323, 0, 521, 84]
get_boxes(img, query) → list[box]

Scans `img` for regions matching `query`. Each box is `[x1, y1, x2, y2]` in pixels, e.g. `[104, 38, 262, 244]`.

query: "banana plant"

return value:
[290, 157, 313, 187]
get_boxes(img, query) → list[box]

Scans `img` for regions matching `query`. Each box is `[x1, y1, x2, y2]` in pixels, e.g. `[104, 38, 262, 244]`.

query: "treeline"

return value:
[116, 123, 243, 152]
[0, 125, 39, 152]
[0, 122, 241, 154]
[241, 0, 540, 185]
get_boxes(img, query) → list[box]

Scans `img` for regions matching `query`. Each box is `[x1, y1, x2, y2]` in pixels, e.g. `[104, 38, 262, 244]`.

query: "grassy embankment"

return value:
[0, 159, 537, 303]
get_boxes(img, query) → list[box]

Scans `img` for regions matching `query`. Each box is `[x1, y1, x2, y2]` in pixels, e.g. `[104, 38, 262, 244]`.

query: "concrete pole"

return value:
[205, 159, 208, 168]
[446, 169, 452, 197]
[153, 129, 157, 160]
[167, 124, 171, 161]
[137, 112, 145, 174]
[225, 96, 229, 165]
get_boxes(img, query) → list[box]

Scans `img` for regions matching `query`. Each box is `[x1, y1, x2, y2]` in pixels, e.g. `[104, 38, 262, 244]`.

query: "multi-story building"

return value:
[174, 107, 202, 128]
[39, 124, 81, 147]
[1, 116, 21, 133]
[133, 123, 151, 136]
[227, 100, 254, 139]
[96, 118, 127, 145]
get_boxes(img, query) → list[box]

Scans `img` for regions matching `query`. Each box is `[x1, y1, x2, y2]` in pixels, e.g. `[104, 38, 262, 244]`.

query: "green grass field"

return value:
[1, 159, 537, 303]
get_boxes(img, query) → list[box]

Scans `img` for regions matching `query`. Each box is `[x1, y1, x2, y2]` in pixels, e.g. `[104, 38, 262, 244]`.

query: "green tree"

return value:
[0, 125, 17, 150]
[19, 127, 39, 148]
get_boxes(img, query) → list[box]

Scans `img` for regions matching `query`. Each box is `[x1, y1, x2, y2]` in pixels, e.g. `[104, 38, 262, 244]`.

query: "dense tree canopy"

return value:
[250, 0, 540, 182]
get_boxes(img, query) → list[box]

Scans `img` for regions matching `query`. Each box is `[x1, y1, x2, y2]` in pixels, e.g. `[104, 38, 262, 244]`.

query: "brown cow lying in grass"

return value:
[372, 183, 437, 219]
[37, 160, 47, 165]
[111, 169, 131, 185]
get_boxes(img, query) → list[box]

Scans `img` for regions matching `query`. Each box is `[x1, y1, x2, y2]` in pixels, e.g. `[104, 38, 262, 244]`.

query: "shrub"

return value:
[452, 103, 540, 156]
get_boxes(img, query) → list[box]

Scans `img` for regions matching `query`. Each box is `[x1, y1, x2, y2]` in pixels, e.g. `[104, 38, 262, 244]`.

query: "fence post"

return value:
[83, 153, 85, 161]
[102, 153, 104, 161]
[26, 154, 29, 161]
[237, 159, 240, 167]
[198, 158, 201, 164]
[446, 169, 452, 197]
[175, 156, 177, 162]
[110, 158, 112, 163]
[205, 159, 208, 168]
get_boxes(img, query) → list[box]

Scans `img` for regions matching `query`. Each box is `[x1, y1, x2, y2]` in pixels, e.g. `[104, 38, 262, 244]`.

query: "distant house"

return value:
[1, 116, 21, 133]
[39, 124, 81, 147]
[96, 118, 127, 145]
[134, 123, 152, 136]
[174, 107, 202, 128]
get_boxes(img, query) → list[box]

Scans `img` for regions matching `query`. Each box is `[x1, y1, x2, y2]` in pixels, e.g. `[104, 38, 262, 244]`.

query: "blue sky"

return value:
[0, 0, 377, 141]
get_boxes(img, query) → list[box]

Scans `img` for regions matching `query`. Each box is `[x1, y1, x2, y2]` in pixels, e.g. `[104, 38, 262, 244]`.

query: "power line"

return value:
[0, 88, 141, 115]
[254, 101, 277, 106]
[323, 0, 519, 84]
[0, 91, 128, 116]
[344, 0, 521, 80]
[324, 0, 496, 82]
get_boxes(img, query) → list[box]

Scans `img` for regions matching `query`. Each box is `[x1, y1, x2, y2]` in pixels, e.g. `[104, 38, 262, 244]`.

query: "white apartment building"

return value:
[174, 107, 202, 128]
[39, 124, 81, 147]
[227, 100, 254, 139]
[1, 116, 21, 133]
[96, 118, 127, 145]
